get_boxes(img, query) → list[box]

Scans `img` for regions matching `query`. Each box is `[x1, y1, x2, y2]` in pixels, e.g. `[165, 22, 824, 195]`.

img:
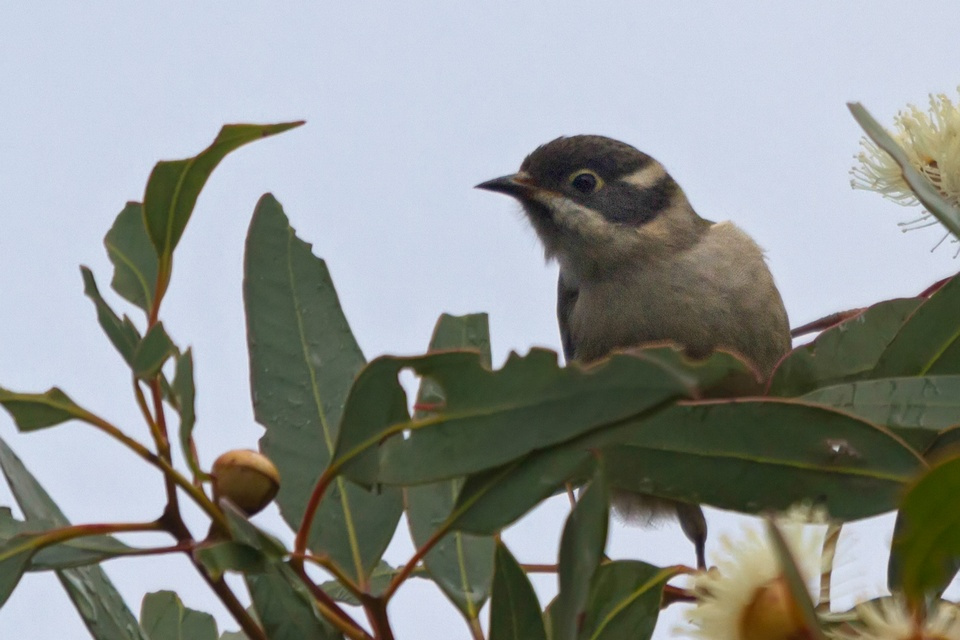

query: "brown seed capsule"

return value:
[211, 449, 280, 516]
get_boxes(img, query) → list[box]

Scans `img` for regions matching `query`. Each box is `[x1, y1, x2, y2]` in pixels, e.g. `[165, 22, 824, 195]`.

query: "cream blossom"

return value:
[830, 597, 960, 640]
[684, 514, 826, 640]
[851, 89, 960, 243]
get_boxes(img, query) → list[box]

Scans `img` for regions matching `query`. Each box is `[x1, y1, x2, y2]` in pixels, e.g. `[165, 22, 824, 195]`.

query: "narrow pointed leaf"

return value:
[849, 103, 960, 239]
[246, 563, 341, 640]
[489, 542, 547, 640]
[144, 121, 304, 264]
[105, 202, 158, 313]
[193, 541, 266, 581]
[132, 322, 176, 379]
[81, 266, 144, 364]
[594, 399, 925, 519]
[140, 591, 218, 640]
[244, 193, 401, 585]
[172, 350, 200, 477]
[890, 454, 960, 603]
[450, 448, 593, 535]
[578, 561, 678, 640]
[320, 560, 400, 605]
[6, 504, 133, 570]
[873, 272, 960, 377]
[335, 349, 700, 486]
[555, 465, 609, 640]
[769, 298, 921, 397]
[0, 387, 88, 431]
[801, 375, 960, 452]
[0, 533, 38, 607]
[405, 313, 495, 618]
[0, 436, 146, 639]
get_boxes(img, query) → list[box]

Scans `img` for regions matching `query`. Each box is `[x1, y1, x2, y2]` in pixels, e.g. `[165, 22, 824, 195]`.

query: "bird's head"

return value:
[477, 135, 708, 281]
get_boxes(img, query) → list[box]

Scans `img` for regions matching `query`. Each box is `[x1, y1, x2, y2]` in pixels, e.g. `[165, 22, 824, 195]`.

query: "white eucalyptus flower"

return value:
[851, 89, 960, 247]
[684, 516, 826, 640]
[831, 597, 960, 640]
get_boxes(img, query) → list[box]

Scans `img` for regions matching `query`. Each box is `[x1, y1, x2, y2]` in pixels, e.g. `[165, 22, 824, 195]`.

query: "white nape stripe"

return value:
[621, 162, 668, 190]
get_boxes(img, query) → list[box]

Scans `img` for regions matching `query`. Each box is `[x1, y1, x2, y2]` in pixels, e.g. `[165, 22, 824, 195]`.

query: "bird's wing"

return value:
[557, 274, 579, 363]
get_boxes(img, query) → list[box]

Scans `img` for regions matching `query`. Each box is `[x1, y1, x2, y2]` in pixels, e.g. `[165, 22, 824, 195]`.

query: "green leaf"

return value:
[144, 121, 304, 269]
[923, 424, 960, 461]
[594, 399, 925, 519]
[246, 563, 342, 640]
[554, 465, 609, 640]
[0, 532, 41, 607]
[801, 376, 960, 452]
[319, 560, 399, 606]
[105, 202, 158, 313]
[873, 273, 960, 377]
[219, 632, 248, 640]
[578, 561, 677, 640]
[489, 542, 547, 640]
[243, 193, 401, 586]
[132, 322, 177, 379]
[172, 350, 200, 477]
[0, 386, 89, 432]
[769, 298, 921, 397]
[193, 541, 266, 581]
[220, 502, 287, 560]
[81, 266, 144, 364]
[0, 436, 147, 639]
[405, 313, 496, 618]
[890, 454, 960, 603]
[140, 591, 218, 640]
[451, 448, 592, 535]
[335, 348, 699, 486]
[849, 103, 960, 239]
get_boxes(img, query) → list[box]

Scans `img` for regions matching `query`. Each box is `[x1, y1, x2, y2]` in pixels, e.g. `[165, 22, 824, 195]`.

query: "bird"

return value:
[476, 135, 791, 568]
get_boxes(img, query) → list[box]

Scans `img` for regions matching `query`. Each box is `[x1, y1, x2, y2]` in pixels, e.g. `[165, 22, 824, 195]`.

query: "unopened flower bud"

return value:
[212, 449, 280, 516]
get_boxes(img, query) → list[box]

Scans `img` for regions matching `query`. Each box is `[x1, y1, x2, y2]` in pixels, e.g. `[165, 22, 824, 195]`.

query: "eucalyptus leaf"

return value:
[335, 348, 699, 486]
[140, 591, 218, 640]
[144, 121, 303, 267]
[554, 465, 609, 640]
[0, 386, 89, 432]
[801, 375, 960, 452]
[769, 297, 921, 397]
[578, 561, 677, 640]
[172, 350, 200, 477]
[405, 313, 495, 618]
[132, 322, 177, 379]
[0, 436, 146, 639]
[593, 399, 925, 519]
[890, 454, 960, 603]
[872, 272, 960, 377]
[244, 193, 401, 586]
[489, 542, 547, 640]
[104, 202, 158, 313]
[81, 266, 144, 365]
[246, 563, 342, 640]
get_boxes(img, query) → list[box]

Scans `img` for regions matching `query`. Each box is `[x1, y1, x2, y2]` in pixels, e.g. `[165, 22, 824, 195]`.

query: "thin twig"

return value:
[790, 309, 865, 338]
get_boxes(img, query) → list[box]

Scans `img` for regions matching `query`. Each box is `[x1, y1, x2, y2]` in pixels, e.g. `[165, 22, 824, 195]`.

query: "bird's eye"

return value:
[569, 170, 602, 194]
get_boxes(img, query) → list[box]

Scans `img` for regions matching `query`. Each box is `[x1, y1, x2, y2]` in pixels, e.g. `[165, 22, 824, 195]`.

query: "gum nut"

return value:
[212, 449, 280, 515]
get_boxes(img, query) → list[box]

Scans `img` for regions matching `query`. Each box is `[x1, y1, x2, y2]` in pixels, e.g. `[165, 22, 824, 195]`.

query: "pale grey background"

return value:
[1, 3, 958, 638]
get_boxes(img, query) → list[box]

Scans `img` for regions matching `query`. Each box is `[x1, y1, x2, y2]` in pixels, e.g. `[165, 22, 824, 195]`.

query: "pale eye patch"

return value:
[621, 162, 668, 190]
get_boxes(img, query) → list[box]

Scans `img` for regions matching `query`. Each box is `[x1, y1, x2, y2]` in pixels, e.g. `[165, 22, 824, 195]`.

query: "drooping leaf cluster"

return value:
[0, 113, 957, 639]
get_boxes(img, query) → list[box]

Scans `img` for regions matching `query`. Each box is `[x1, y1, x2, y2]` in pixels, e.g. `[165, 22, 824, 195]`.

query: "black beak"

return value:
[475, 172, 538, 199]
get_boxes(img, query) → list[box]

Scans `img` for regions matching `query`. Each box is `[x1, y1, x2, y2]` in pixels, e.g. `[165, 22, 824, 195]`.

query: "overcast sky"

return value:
[1, 3, 959, 639]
